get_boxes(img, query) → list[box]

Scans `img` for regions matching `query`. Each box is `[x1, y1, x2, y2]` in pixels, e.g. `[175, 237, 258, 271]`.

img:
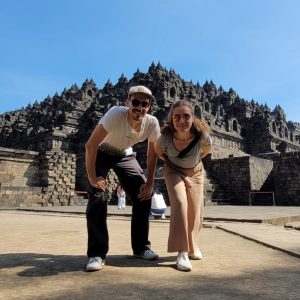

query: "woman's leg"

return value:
[185, 164, 205, 255]
[163, 165, 189, 252]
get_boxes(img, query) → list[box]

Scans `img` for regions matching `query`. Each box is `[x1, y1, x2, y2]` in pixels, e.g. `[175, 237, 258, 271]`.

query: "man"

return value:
[85, 85, 160, 271]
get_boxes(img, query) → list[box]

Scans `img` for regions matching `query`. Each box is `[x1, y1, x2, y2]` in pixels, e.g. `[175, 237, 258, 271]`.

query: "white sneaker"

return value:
[86, 257, 105, 271]
[161, 214, 166, 219]
[135, 248, 159, 260]
[189, 248, 203, 260]
[177, 251, 192, 271]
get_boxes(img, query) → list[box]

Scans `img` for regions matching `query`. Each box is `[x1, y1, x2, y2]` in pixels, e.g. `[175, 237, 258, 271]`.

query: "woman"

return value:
[150, 188, 167, 219]
[155, 100, 212, 271]
[117, 185, 126, 209]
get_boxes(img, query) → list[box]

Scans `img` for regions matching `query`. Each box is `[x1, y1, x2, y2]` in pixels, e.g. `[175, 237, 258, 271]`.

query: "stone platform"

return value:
[0, 206, 300, 299]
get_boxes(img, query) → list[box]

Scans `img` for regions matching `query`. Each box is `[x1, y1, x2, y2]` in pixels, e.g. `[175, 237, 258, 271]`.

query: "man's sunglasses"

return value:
[131, 98, 151, 108]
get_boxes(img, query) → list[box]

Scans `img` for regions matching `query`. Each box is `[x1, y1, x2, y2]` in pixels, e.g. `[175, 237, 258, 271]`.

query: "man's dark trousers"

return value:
[86, 150, 151, 259]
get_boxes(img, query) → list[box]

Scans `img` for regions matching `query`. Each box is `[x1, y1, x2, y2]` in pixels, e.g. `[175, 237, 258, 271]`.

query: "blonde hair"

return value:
[161, 100, 211, 135]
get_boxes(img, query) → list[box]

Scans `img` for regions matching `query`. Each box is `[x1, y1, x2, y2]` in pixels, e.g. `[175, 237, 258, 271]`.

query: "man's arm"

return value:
[85, 124, 108, 191]
[138, 140, 157, 201]
[155, 142, 166, 161]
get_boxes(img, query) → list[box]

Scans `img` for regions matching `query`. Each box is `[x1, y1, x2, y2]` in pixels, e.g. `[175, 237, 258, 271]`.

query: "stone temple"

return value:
[0, 62, 300, 207]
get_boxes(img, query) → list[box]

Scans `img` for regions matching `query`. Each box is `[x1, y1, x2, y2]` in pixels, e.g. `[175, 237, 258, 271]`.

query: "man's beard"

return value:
[131, 109, 145, 120]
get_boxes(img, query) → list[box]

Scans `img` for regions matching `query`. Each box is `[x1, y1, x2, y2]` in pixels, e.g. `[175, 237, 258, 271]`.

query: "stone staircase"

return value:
[204, 172, 233, 205]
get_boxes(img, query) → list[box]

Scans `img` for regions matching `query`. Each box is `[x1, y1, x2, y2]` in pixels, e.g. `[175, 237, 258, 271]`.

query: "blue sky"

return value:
[1, 0, 299, 122]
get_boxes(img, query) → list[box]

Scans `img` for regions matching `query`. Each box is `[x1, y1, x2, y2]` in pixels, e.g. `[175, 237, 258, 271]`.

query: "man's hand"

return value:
[90, 176, 107, 191]
[138, 182, 153, 201]
[139, 140, 156, 201]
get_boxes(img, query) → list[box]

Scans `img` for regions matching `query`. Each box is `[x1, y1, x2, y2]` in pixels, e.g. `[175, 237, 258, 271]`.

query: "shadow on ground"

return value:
[0, 253, 177, 277]
[0, 253, 86, 277]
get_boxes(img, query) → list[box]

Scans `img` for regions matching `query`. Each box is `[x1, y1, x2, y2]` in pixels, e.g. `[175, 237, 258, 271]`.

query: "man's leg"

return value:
[86, 188, 109, 259]
[113, 155, 153, 255]
[86, 151, 115, 260]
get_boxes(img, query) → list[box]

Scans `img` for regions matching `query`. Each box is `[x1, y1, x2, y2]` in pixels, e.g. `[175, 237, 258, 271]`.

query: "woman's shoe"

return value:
[176, 251, 192, 271]
[189, 248, 203, 260]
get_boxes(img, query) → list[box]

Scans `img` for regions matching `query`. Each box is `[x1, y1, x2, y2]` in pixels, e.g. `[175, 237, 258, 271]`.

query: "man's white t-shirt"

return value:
[99, 106, 160, 151]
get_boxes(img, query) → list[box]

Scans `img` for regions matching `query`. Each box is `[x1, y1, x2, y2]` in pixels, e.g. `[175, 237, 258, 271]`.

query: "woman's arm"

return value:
[200, 144, 212, 159]
[200, 132, 212, 159]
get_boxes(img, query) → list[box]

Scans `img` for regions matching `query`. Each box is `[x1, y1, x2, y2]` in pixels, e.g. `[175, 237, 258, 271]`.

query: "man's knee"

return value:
[88, 190, 106, 202]
[86, 191, 107, 219]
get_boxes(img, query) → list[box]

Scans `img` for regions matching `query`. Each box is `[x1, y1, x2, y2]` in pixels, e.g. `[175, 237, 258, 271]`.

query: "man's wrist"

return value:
[89, 177, 96, 184]
[145, 181, 154, 186]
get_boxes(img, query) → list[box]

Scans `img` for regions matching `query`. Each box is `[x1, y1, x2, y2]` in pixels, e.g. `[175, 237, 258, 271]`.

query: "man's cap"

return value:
[128, 85, 153, 99]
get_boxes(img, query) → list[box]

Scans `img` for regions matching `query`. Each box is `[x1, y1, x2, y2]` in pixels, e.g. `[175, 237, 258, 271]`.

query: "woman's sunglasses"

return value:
[131, 98, 151, 108]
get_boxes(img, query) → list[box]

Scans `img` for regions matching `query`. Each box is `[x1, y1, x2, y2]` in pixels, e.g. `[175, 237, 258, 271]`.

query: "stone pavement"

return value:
[10, 204, 300, 225]
[0, 209, 300, 300]
[6, 205, 300, 258]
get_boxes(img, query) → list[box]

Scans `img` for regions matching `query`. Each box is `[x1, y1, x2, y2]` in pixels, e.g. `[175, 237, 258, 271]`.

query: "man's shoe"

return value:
[161, 214, 166, 219]
[189, 248, 203, 260]
[86, 257, 105, 271]
[135, 248, 159, 260]
[177, 251, 192, 271]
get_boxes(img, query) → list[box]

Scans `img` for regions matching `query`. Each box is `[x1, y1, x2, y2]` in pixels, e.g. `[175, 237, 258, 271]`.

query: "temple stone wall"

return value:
[0, 147, 40, 187]
[1, 145, 300, 207]
[0, 147, 41, 207]
[0, 147, 76, 207]
[211, 132, 247, 159]
[1, 63, 300, 206]
[273, 152, 300, 205]
[204, 154, 300, 205]
[39, 150, 76, 206]
[204, 156, 251, 204]
[204, 156, 273, 204]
